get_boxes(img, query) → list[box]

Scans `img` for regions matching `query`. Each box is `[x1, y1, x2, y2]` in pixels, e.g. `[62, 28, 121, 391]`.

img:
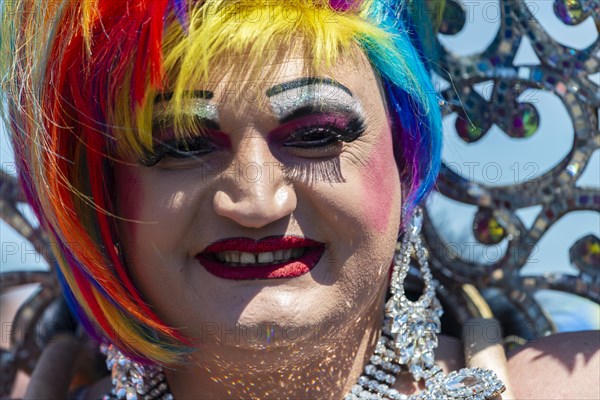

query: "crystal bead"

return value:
[473, 208, 506, 245]
[386, 298, 399, 315]
[374, 370, 387, 381]
[456, 116, 486, 142]
[411, 346, 422, 362]
[435, 307, 444, 318]
[358, 376, 370, 386]
[352, 384, 364, 394]
[426, 314, 440, 330]
[409, 363, 423, 381]
[422, 351, 435, 368]
[365, 364, 377, 375]
[407, 208, 423, 240]
[397, 329, 409, 345]
[509, 103, 539, 138]
[387, 388, 407, 400]
[370, 355, 382, 365]
[391, 313, 408, 334]
[130, 367, 145, 393]
[388, 363, 402, 374]
[553, 0, 586, 25]
[443, 370, 487, 397]
[410, 321, 425, 336]
[377, 383, 389, 393]
[570, 234, 600, 276]
[399, 342, 415, 364]
[115, 388, 127, 399]
[385, 349, 396, 359]
[367, 379, 379, 390]
[125, 387, 138, 400]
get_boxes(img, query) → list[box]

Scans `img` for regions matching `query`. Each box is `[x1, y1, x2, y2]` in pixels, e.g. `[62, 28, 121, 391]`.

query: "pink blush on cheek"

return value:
[359, 129, 399, 233]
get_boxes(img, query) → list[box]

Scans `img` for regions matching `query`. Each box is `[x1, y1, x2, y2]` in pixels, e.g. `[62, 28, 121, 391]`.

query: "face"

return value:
[114, 43, 402, 360]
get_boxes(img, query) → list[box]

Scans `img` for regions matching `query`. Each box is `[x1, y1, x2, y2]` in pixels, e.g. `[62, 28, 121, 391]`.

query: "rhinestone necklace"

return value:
[101, 325, 505, 400]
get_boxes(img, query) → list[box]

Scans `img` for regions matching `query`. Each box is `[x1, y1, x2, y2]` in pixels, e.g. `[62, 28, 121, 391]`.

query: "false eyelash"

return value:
[138, 136, 217, 167]
[282, 159, 346, 185]
[283, 116, 366, 149]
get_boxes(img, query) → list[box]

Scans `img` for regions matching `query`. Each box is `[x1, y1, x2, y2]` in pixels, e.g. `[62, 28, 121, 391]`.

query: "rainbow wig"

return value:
[1, 0, 443, 365]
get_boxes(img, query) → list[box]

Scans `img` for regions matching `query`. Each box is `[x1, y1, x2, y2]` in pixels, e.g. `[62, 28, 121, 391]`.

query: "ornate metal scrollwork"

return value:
[425, 0, 599, 340]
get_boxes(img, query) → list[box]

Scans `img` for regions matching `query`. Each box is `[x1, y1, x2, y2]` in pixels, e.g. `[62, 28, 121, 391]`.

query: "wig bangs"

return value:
[113, 0, 392, 160]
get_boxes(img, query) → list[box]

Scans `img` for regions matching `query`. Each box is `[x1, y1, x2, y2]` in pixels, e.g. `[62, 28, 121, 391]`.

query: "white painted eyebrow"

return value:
[152, 98, 219, 123]
[268, 82, 364, 121]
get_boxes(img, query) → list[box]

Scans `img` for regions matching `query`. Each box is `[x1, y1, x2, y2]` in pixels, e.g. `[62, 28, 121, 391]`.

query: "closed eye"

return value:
[285, 123, 357, 148]
[139, 136, 219, 167]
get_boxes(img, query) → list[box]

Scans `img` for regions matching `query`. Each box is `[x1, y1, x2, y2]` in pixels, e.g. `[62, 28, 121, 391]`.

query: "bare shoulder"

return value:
[420, 331, 599, 399]
[507, 330, 600, 399]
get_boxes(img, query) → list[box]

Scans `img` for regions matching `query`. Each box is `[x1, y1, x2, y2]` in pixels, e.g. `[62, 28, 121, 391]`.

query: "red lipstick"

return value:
[196, 236, 325, 280]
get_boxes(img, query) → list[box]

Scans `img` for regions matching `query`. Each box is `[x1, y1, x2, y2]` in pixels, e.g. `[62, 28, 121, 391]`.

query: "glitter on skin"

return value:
[267, 80, 365, 122]
[153, 98, 220, 126]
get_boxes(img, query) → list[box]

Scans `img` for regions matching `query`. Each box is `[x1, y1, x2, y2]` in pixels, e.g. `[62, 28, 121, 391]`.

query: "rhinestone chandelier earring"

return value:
[362, 206, 507, 399]
[385, 206, 443, 381]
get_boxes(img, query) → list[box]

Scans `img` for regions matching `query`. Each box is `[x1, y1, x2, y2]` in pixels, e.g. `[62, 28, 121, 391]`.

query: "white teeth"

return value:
[240, 252, 256, 264]
[215, 251, 240, 263]
[213, 248, 307, 265]
[274, 250, 284, 261]
[258, 252, 274, 263]
[282, 249, 292, 260]
[226, 251, 239, 263]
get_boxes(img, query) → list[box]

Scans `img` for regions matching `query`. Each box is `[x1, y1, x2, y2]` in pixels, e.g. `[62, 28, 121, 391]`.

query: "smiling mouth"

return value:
[212, 248, 306, 265]
[195, 236, 325, 280]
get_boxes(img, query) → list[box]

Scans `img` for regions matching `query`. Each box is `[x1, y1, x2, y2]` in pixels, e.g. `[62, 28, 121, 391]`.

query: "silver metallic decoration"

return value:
[371, 207, 504, 399]
[385, 207, 443, 381]
[101, 345, 173, 400]
[426, 0, 599, 340]
[103, 334, 504, 400]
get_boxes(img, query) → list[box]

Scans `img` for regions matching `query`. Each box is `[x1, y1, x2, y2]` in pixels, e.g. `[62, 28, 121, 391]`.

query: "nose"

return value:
[213, 139, 297, 228]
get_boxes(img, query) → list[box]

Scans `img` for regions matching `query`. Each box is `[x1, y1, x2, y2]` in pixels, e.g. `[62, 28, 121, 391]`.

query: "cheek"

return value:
[359, 128, 401, 233]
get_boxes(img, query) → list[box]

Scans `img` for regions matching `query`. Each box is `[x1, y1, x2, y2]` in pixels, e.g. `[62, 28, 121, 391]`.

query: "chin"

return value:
[202, 285, 349, 350]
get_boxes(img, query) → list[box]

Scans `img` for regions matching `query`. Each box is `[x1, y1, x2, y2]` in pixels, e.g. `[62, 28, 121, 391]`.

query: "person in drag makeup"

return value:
[1, 0, 598, 399]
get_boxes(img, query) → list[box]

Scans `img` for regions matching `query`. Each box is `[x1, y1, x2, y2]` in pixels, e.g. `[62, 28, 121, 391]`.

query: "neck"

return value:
[165, 288, 386, 399]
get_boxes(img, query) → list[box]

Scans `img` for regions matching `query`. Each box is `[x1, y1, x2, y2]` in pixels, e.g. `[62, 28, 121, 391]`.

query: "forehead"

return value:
[171, 43, 381, 109]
